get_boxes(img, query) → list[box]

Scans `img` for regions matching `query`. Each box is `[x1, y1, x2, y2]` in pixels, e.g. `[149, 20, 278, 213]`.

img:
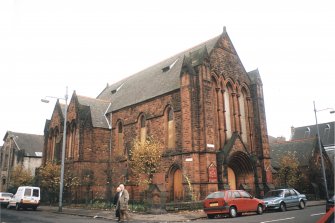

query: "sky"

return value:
[0, 0, 334, 141]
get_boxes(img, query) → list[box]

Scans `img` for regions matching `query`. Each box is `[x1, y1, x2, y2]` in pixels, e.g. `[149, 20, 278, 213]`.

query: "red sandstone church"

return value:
[43, 27, 273, 203]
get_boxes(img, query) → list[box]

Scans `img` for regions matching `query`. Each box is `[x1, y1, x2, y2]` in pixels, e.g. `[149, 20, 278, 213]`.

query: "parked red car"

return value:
[317, 207, 334, 223]
[203, 189, 265, 219]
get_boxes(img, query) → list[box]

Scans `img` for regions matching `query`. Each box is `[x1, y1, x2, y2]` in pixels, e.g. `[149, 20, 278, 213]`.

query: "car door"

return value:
[283, 189, 295, 207]
[232, 191, 245, 212]
[239, 190, 256, 212]
[289, 189, 299, 206]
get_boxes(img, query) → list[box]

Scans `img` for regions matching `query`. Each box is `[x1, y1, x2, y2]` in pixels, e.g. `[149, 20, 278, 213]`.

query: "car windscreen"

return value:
[24, 188, 32, 196]
[1, 193, 13, 197]
[32, 189, 39, 197]
[206, 191, 225, 199]
[264, 190, 283, 198]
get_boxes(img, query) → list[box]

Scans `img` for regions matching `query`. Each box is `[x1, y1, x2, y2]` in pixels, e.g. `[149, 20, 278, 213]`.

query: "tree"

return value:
[9, 165, 33, 192]
[81, 169, 95, 205]
[37, 162, 61, 204]
[64, 169, 80, 204]
[276, 151, 304, 189]
[129, 136, 163, 188]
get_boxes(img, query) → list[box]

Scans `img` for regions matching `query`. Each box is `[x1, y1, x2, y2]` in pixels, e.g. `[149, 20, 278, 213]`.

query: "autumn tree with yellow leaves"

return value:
[129, 136, 163, 188]
[276, 151, 304, 190]
[9, 165, 34, 192]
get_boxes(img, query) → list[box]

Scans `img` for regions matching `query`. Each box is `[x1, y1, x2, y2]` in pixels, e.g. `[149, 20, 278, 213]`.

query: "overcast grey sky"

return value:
[0, 0, 334, 141]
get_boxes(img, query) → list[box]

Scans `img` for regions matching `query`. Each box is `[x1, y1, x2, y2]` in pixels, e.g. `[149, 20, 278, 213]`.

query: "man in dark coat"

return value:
[117, 184, 130, 222]
[113, 186, 121, 221]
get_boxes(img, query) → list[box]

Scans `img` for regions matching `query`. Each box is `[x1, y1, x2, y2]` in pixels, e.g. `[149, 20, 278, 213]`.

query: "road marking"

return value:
[311, 212, 325, 216]
[261, 217, 295, 223]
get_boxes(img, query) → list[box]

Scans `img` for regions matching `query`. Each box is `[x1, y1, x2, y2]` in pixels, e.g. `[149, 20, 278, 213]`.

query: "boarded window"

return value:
[168, 108, 176, 149]
[140, 116, 147, 143]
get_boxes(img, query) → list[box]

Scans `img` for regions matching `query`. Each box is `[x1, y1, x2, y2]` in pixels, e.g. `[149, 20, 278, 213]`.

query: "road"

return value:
[0, 205, 327, 223]
[195, 205, 327, 223]
[0, 207, 113, 223]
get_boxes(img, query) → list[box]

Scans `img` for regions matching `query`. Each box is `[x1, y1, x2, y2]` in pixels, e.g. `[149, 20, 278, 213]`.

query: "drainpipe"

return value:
[104, 103, 112, 206]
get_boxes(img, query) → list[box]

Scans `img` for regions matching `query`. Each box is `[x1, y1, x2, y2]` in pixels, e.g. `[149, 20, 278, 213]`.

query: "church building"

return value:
[43, 27, 272, 203]
[98, 27, 272, 201]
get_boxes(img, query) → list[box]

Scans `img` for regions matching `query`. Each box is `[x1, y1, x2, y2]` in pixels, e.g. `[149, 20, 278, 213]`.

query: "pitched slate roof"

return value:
[270, 138, 318, 168]
[291, 122, 334, 147]
[4, 131, 43, 157]
[77, 95, 110, 129]
[97, 34, 221, 112]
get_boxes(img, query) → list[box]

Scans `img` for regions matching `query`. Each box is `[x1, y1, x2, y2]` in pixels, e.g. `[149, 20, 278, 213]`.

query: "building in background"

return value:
[291, 122, 334, 166]
[0, 131, 43, 192]
[270, 138, 333, 199]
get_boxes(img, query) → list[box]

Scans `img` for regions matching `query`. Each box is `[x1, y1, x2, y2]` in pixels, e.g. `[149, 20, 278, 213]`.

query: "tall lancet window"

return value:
[67, 126, 72, 159]
[212, 78, 222, 149]
[239, 89, 248, 143]
[140, 115, 147, 143]
[167, 108, 176, 149]
[224, 85, 232, 139]
[117, 121, 124, 152]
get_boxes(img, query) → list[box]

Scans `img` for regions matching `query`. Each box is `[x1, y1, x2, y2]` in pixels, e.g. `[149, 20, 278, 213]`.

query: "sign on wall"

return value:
[208, 163, 217, 182]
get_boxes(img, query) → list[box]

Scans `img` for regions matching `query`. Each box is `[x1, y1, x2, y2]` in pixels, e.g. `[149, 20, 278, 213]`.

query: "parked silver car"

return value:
[263, 188, 307, 212]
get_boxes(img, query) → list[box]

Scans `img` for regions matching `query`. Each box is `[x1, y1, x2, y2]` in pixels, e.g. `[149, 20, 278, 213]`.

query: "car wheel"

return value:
[257, 204, 263, 214]
[279, 202, 286, 212]
[229, 206, 237, 218]
[207, 214, 215, 219]
[15, 203, 20, 211]
[299, 200, 305, 209]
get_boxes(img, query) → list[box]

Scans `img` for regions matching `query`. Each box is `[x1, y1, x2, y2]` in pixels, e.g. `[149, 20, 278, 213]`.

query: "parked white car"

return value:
[0, 192, 13, 207]
[7, 186, 40, 211]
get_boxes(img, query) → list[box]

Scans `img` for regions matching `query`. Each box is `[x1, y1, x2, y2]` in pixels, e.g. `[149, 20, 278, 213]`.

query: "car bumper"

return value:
[264, 203, 280, 210]
[0, 201, 10, 205]
[204, 205, 230, 214]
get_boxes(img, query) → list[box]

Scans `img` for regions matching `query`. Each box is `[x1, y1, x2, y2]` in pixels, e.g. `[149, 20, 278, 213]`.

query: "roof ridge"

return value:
[7, 131, 43, 137]
[77, 94, 110, 103]
[105, 34, 222, 89]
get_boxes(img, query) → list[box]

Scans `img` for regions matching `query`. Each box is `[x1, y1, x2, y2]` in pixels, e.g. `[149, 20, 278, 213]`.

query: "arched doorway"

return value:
[227, 151, 254, 191]
[173, 169, 183, 201]
[227, 167, 236, 189]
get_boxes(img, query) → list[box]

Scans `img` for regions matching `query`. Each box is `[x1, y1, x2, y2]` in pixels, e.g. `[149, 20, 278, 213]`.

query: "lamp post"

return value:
[42, 87, 68, 212]
[313, 101, 334, 200]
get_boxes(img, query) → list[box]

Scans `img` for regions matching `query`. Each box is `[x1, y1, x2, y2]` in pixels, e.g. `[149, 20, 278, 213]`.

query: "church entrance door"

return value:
[173, 169, 183, 201]
[227, 167, 236, 189]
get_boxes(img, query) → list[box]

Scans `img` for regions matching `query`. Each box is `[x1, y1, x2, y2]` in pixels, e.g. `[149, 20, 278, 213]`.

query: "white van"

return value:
[7, 186, 40, 211]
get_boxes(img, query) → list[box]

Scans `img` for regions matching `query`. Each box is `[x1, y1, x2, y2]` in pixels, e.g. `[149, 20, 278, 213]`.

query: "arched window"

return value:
[167, 108, 176, 149]
[224, 84, 233, 139]
[212, 78, 222, 149]
[117, 121, 124, 152]
[140, 115, 147, 143]
[71, 124, 76, 158]
[52, 129, 59, 162]
[48, 131, 53, 161]
[67, 124, 74, 159]
[239, 89, 248, 143]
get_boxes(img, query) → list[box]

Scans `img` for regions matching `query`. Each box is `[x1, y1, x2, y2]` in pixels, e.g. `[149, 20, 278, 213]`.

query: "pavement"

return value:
[39, 200, 326, 223]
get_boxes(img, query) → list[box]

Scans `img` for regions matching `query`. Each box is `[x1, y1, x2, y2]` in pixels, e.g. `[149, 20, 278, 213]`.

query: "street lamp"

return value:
[313, 101, 334, 200]
[42, 87, 68, 212]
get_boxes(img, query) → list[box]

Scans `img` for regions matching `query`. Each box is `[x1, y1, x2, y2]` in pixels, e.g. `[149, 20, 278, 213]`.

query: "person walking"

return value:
[113, 186, 121, 222]
[117, 184, 130, 222]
